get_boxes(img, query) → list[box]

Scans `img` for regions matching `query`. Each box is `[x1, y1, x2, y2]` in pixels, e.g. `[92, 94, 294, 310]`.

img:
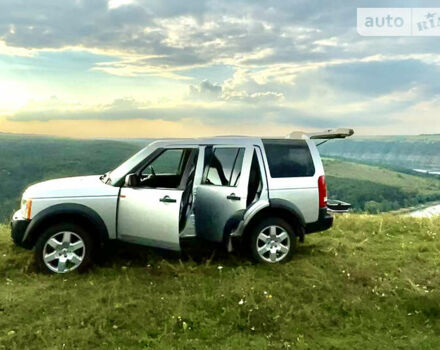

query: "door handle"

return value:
[160, 195, 177, 203]
[227, 193, 241, 201]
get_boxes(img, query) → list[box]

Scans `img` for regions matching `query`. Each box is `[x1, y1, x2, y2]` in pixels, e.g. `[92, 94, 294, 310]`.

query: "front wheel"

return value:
[249, 218, 297, 264]
[35, 223, 94, 274]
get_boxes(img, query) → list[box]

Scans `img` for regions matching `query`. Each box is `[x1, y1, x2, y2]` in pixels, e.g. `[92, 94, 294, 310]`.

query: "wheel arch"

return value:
[242, 199, 306, 241]
[23, 203, 109, 248]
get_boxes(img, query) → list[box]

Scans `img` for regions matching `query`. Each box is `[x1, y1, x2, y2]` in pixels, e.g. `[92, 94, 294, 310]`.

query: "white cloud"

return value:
[108, 0, 137, 10]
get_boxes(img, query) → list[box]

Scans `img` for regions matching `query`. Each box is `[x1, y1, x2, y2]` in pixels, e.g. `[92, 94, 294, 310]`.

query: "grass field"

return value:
[1, 215, 440, 349]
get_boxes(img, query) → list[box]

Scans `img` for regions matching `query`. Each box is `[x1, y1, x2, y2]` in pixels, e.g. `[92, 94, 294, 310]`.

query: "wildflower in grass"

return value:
[238, 299, 244, 305]
[217, 265, 223, 270]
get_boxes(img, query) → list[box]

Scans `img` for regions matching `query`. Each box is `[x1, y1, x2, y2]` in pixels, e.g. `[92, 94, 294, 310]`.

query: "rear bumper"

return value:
[10, 211, 31, 249]
[305, 208, 333, 234]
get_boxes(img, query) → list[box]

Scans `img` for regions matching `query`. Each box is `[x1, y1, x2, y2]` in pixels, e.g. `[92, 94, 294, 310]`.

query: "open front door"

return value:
[117, 147, 198, 251]
[118, 188, 183, 250]
[194, 145, 253, 243]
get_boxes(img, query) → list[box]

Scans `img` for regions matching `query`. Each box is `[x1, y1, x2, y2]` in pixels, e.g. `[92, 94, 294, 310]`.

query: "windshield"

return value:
[108, 145, 153, 185]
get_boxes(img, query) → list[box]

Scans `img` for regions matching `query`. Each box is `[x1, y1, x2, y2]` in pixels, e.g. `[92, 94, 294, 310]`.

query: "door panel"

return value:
[194, 145, 253, 242]
[117, 187, 183, 251]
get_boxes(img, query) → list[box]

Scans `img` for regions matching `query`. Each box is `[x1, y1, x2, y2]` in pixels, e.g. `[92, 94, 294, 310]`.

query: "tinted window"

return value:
[204, 147, 245, 186]
[263, 140, 315, 178]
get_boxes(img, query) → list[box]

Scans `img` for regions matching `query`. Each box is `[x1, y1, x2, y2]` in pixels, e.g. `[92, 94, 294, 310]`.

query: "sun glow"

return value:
[0, 82, 31, 112]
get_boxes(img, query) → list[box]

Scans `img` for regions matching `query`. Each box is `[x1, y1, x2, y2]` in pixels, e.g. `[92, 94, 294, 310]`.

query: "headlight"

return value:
[21, 198, 33, 220]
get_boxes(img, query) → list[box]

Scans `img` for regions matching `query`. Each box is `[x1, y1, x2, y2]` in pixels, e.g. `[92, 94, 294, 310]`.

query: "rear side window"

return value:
[263, 140, 315, 178]
[204, 147, 245, 186]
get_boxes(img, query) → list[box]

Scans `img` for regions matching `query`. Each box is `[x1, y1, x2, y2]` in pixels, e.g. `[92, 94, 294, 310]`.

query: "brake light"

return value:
[318, 176, 327, 208]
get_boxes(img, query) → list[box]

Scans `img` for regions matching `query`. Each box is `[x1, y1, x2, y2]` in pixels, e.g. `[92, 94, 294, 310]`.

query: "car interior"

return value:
[139, 148, 193, 189]
[247, 151, 263, 207]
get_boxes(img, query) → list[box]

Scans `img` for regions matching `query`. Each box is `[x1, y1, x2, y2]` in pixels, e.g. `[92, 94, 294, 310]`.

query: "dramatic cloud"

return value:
[1, 0, 440, 135]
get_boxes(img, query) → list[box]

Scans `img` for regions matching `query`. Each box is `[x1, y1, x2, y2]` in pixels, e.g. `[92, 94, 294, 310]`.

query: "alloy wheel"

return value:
[256, 225, 290, 263]
[42, 231, 86, 273]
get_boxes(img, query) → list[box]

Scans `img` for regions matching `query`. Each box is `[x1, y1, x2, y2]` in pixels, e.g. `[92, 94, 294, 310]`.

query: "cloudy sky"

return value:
[0, 0, 440, 138]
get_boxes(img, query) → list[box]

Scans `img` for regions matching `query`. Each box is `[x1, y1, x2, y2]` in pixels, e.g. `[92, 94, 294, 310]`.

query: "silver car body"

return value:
[12, 135, 330, 251]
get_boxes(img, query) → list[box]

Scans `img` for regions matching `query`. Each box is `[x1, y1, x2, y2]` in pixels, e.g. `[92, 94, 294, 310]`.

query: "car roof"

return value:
[150, 136, 261, 147]
[148, 136, 313, 147]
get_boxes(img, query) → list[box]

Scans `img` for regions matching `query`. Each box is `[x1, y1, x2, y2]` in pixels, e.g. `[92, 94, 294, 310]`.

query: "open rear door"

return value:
[287, 127, 355, 213]
[286, 128, 354, 140]
[194, 145, 254, 243]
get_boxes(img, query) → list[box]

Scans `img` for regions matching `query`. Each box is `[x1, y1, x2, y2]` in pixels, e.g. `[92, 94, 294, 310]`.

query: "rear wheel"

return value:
[35, 223, 94, 274]
[249, 217, 297, 263]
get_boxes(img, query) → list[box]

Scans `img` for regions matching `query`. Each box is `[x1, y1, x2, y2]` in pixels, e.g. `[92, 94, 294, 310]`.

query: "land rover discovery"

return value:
[11, 129, 353, 273]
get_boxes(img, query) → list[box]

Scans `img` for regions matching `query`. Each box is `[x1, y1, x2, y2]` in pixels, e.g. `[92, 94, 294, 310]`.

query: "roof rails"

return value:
[286, 128, 354, 140]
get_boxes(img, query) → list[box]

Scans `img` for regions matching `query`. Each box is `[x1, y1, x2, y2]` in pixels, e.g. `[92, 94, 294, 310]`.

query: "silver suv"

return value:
[11, 129, 353, 273]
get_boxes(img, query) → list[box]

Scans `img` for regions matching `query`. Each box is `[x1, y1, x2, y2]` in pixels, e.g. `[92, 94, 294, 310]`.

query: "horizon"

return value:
[2, 130, 440, 141]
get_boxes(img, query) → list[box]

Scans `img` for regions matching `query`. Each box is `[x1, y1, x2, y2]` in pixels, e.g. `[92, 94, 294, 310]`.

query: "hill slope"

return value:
[324, 158, 440, 212]
[0, 134, 141, 222]
[1, 215, 439, 349]
[320, 135, 440, 171]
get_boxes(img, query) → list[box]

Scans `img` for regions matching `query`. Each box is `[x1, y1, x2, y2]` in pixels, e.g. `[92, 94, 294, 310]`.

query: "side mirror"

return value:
[125, 173, 139, 187]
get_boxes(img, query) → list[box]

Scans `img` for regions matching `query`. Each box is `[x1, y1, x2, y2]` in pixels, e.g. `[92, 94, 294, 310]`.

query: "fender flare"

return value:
[226, 199, 306, 241]
[268, 198, 306, 227]
[23, 203, 109, 246]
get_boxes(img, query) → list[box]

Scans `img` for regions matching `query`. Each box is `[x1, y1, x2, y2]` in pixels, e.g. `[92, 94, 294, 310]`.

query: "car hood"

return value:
[23, 175, 119, 199]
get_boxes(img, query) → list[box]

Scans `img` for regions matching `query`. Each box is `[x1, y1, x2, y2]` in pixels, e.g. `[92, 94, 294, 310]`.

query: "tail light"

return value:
[318, 176, 327, 208]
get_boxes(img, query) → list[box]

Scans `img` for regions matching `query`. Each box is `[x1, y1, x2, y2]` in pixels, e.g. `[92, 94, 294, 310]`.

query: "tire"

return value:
[249, 217, 297, 264]
[35, 222, 94, 274]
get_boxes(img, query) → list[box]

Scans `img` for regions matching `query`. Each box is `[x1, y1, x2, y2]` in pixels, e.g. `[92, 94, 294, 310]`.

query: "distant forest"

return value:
[320, 136, 440, 171]
[0, 135, 140, 222]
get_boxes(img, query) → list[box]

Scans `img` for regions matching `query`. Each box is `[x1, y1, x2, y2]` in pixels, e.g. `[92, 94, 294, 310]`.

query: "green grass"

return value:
[1, 215, 440, 349]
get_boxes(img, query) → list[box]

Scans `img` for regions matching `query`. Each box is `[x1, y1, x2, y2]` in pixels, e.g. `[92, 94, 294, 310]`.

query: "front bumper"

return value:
[10, 211, 31, 249]
[305, 208, 334, 234]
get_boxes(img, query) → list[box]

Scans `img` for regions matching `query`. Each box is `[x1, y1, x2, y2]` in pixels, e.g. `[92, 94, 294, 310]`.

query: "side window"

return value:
[263, 140, 315, 178]
[142, 149, 184, 176]
[139, 149, 190, 189]
[203, 147, 245, 186]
